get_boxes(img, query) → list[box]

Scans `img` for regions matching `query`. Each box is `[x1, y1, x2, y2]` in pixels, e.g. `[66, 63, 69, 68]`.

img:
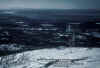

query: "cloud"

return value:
[0, 0, 99, 9]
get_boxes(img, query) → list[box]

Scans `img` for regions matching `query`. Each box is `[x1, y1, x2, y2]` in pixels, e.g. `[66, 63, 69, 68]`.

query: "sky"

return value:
[0, 0, 100, 9]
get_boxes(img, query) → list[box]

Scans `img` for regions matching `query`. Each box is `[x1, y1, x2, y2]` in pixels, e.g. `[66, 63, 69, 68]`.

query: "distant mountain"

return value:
[0, 9, 100, 24]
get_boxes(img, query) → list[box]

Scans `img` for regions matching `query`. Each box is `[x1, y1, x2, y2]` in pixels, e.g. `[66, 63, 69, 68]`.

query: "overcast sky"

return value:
[0, 0, 100, 9]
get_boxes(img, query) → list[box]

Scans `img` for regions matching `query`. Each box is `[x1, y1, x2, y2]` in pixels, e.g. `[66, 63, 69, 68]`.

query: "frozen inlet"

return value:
[66, 23, 80, 32]
[96, 22, 100, 24]
[16, 22, 24, 24]
[65, 23, 81, 46]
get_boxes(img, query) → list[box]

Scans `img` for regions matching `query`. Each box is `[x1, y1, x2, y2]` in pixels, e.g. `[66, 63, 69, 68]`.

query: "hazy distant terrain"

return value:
[0, 9, 100, 53]
[0, 9, 99, 51]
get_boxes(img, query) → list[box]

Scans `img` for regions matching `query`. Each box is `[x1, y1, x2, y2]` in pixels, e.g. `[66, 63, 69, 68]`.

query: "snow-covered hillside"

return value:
[0, 47, 100, 68]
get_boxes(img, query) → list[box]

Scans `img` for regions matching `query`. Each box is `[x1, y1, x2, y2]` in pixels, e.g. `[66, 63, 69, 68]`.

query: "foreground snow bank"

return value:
[0, 47, 100, 68]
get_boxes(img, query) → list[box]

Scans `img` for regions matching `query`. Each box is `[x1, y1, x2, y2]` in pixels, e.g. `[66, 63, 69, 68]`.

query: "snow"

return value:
[0, 47, 100, 68]
[0, 44, 23, 51]
[3, 11, 15, 14]
[92, 32, 100, 38]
